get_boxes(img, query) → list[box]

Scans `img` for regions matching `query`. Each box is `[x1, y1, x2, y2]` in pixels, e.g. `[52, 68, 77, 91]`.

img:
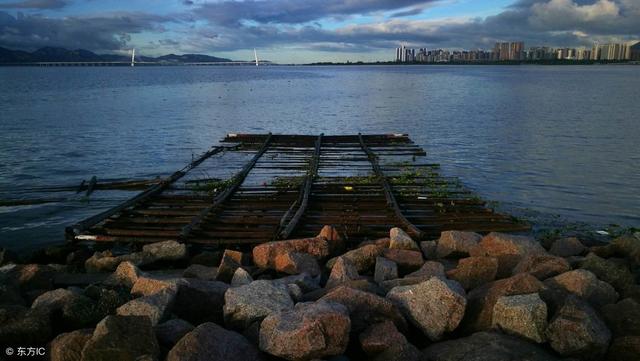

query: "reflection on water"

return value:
[0, 65, 638, 251]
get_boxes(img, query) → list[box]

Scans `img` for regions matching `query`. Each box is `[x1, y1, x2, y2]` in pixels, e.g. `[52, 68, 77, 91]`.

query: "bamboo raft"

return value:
[66, 133, 529, 246]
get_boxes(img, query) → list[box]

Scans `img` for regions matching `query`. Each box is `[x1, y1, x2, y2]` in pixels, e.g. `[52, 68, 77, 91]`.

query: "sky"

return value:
[0, 0, 638, 63]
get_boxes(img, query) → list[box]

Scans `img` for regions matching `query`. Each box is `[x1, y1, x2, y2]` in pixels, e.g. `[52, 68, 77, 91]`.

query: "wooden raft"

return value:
[66, 133, 529, 246]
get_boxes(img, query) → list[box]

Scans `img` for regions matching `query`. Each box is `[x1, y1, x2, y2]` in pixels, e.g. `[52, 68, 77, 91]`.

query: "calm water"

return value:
[1, 65, 639, 252]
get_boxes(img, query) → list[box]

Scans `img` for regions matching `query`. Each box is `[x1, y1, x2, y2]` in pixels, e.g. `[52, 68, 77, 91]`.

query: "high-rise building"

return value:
[495, 42, 524, 60]
[630, 42, 640, 61]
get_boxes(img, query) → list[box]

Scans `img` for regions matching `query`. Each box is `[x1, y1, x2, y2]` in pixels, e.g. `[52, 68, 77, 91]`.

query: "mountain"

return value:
[0, 46, 232, 64]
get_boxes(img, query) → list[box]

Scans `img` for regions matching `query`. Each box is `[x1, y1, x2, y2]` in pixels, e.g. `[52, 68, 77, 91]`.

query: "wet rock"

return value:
[382, 249, 423, 274]
[131, 274, 182, 297]
[50, 328, 93, 361]
[253, 237, 330, 270]
[224, 280, 294, 330]
[319, 225, 344, 254]
[512, 254, 571, 280]
[601, 298, 640, 336]
[436, 230, 482, 258]
[216, 250, 242, 283]
[103, 261, 140, 288]
[406, 260, 445, 279]
[275, 251, 321, 276]
[142, 240, 187, 262]
[420, 240, 437, 260]
[259, 301, 350, 361]
[546, 296, 611, 360]
[446, 256, 498, 291]
[116, 286, 177, 325]
[0, 305, 51, 344]
[423, 331, 562, 361]
[326, 256, 359, 289]
[545, 269, 618, 307]
[474, 232, 546, 278]
[389, 227, 419, 251]
[167, 322, 263, 361]
[155, 319, 194, 347]
[606, 336, 640, 361]
[462, 273, 543, 333]
[581, 253, 635, 293]
[326, 244, 383, 273]
[230, 267, 253, 286]
[550, 237, 586, 257]
[183, 264, 217, 280]
[387, 277, 466, 340]
[80, 315, 159, 361]
[374, 257, 398, 283]
[492, 293, 547, 343]
[320, 285, 407, 333]
[174, 278, 228, 324]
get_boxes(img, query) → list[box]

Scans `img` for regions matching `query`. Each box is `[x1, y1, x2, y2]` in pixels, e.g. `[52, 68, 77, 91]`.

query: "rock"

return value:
[326, 244, 383, 273]
[275, 251, 321, 276]
[606, 336, 640, 361]
[318, 225, 344, 254]
[273, 273, 321, 293]
[259, 301, 350, 361]
[387, 277, 466, 340]
[174, 279, 228, 324]
[446, 256, 497, 291]
[423, 331, 563, 361]
[0, 284, 24, 306]
[550, 237, 586, 257]
[359, 320, 421, 361]
[230, 267, 253, 286]
[436, 230, 482, 258]
[326, 256, 359, 289]
[155, 319, 194, 347]
[83, 286, 130, 320]
[224, 280, 294, 329]
[581, 253, 635, 294]
[287, 283, 304, 301]
[420, 240, 437, 260]
[374, 257, 398, 283]
[6, 263, 55, 291]
[0, 306, 51, 344]
[474, 232, 546, 278]
[492, 293, 547, 343]
[545, 269, 619, 307]
[405, 260, 445, 279]
[103, 261, 140, 288]
[512, 254, 571, 280]
[462, 273, 543, 333]
[80, 315, 159, 361]
[389, 227, 419, 251]
[116, 286, 177, 325]
[32, 288, 101, 329]
[601, 298, 640, 336]
[320, 285, 407, 333]
[84, 251, 146, 273]
[0, 247, 18, 266]
[216, 251, 242, 283]
[190, 250, 221, 266]
[50, 329, 93, 361]
[31, 287, 77, 310]
[142, 240, 187, 262]
[253, 237, 330, 269]
[546, 296, 611, 359]
[183, 264, 217, 280]
[131, 274, 181, 297]
[381, 249, 423, 274]
[166, 322, 263, 361]
[610, 234, 640, 266]
[380, 277, 430, 293]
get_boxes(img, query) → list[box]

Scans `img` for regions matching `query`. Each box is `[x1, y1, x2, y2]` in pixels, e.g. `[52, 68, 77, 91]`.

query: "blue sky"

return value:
[1, 0, 638, 63]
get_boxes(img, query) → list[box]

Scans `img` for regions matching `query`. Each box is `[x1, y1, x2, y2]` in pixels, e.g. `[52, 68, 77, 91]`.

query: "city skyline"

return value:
[0, 0, 639, 63]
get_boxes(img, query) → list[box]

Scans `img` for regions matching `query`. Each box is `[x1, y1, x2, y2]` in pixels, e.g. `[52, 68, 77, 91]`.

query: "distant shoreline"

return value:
[304, 60, 639, 66]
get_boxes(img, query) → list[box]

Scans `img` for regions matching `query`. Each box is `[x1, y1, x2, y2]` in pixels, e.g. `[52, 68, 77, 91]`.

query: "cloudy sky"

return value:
[0, 0, 638, 63]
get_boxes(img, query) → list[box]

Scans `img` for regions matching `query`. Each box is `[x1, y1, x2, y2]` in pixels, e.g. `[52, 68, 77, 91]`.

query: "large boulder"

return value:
[85, 251, 146, 273]
[253, 237, 329, 270]
[155, 319, 194, 348]
[0, 305, 51, 344]
[50, 329, 93, 361]
[601, 298, 640, 336]
[116, 286, 177, 325]
[606, 336, 640, 361]
[462, 273, 543, 333]
[446, 256, 498, 291]
[224, 280, 294, 330]
[581, 253, 635, 294]
[320, 285, 407, 333]
[275, 252, 321, 276]
[318, 225, 344, 254]
[546, 296, 611, 360]
[167, 322, 263, 361]
[406, 260, 445, 279]
[549, 237, 586, 257]
[389, 227, 420, 251]
[216, 250, 243, 283]
[491, 293, 547, 343]
[474, 232, 546, 278]
[183, 264, 217, 281]
[436, 231, 482, 258]
[142, 240, 187, 262]
[382, 248, 424, 274]
[387, 277, 466, 340]
[80, 315, 159, 361]
[130, 273, 182, 297]
[173, 279, 228, 324]
[545, 269, 618, 307]
[32, 288, 101, 330]
[326, 244, 383, 273]
[512, 254, 570, 280]
[104, 261, 141, 288]
[230, 267, 253, 287]
[5, 263, 55, 292]
[259, 301, 350, 361]
[326, 256, 359, 289]
[374, 257, 398, 283]
[420, 240, 437, 260]
[423, 331, 562, 361]
[359, 320, 421, 361]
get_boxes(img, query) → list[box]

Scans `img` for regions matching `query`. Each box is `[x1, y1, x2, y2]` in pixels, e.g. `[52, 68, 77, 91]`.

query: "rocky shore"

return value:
[1, 227, 639, 361]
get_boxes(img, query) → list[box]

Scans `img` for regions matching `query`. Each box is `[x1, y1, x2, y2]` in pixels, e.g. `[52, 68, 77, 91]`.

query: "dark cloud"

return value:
[0, 0, 68, 9]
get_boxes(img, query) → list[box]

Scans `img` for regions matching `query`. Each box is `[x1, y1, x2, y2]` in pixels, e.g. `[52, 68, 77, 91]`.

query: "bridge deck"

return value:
[67, 133, 529, 246]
